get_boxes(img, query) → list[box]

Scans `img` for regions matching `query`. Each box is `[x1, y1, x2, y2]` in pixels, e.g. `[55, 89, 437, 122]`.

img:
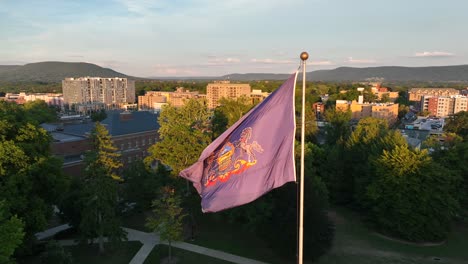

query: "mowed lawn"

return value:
[18, 241, 142, 264]
[317, 208, 468, 264]
[144, 245, 234, 264]
[120, 207, 468, 264]
[188, 213, 294, 264]
[66, 241, 143, 264]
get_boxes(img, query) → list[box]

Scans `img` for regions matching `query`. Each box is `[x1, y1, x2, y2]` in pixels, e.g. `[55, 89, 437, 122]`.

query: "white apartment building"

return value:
[62, 77, 135, 108]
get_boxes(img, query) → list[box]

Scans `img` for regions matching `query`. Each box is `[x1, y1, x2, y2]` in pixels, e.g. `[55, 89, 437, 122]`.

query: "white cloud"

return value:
[346, 57, 376, 64]
[250, 58, 296, 64]
[151, 64, 200, 76]
[207, 57, 241, 65]
[309, 60, 334, 66]
[413, 51, 455, 57]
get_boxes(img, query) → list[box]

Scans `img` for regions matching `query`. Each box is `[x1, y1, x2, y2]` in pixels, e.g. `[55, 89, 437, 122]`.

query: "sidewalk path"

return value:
[37, 225, 269, 264]
[124, 228, 159, 264]
[35, 223, 71, 240]
[165, 240, 269, 264]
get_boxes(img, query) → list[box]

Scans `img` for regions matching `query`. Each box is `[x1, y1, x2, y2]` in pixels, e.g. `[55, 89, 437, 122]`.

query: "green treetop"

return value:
[80, 122, 126, 254]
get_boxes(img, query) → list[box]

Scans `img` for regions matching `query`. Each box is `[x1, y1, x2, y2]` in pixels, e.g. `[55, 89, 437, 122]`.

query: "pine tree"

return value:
[80, 122, 126, 254]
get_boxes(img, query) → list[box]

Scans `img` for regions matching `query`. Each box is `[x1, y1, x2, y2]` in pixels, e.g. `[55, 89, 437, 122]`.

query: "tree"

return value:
[444, 111, 468, 139]
[363, 87, 378, 103]
[146, 187, 187, 262]
[122, 161, 168, 211]
[429, 140, 468, 216]
[90, 109, 107, 122]
[145, 99, 211, 190]
[79, 122, 126, 254]
[212, 97, 254, 138]
[367, 146, 460, 241]
[219, 142, 333, 262]
[380, 93, 390, 103]
[23, 100, 57, 124]
[323, 108, 351, 145]
[39, 240, 73, 264]
[0, 101, 68, 254]
[0, 200, 24, 264]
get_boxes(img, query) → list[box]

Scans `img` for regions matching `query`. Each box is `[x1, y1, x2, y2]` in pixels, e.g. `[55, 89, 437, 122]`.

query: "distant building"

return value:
[62, 77, 135, 110]
[370, 84, 399, 102]
[250, 89, 270, 104]
[461, 88, 468, 96]
[42, 111, 159, 177]
[1, 92, 64, 107]
[336, 99, 399, 125]
[421, 95, 468, 117]
[206, 81, 251, 109]
[312, 102, 325, 120]
[138, 87, 202, 111]
[408, 88, 459, 102]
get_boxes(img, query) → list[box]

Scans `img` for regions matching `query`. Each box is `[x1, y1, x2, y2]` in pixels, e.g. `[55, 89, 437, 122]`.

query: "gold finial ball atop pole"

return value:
[300, 52, 309, 61]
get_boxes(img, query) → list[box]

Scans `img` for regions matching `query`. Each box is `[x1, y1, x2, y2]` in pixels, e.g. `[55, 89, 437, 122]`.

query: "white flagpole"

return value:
[299, 51, 308, 264]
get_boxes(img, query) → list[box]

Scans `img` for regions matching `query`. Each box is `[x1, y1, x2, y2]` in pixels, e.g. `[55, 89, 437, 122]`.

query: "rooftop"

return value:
[42, 111, 159, 142]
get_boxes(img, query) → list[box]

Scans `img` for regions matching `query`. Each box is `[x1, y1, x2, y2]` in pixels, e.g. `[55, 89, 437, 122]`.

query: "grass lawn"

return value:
[316, 207, 468, 264]
[18, 241, 142, 264]
[66, 241, 142, 264]
[144, 244, 234, 264]
[188, 213, 294, 264]
[122, 210, 152, 232]
[122, 210, 292, 263]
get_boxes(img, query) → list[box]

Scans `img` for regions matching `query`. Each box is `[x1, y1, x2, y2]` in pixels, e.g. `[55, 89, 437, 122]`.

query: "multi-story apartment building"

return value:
[408, 88, 459, 102]
[206, 81, 251, 109]
[421, 95, 468, 117]
[42, 111, 159, 177]
[336, 98, 399, 125]
[62, 77, 135, 109]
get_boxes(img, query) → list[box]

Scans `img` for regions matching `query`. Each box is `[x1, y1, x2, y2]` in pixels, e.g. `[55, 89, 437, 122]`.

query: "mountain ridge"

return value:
[0, 61, 135, 82]
[221, 65, 468, 82]
[1, 62, 468, 82]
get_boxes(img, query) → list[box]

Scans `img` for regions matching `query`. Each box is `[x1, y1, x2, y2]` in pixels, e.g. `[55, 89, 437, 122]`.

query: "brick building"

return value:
[421, 95, 468, 117]
[42, 111, 159, 177]
[408, 88, 459, 102]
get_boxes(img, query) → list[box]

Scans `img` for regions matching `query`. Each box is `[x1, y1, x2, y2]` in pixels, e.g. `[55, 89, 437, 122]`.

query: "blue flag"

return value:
[180, 73, 298, 212]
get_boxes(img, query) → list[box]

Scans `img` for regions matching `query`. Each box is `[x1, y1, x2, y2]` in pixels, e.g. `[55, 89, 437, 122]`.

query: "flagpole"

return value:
[299, 51, 308, 264]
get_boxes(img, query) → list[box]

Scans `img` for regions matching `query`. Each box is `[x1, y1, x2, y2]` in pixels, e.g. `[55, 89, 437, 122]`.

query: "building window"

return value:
[135, 140, 139, 147]
[121, 143, 124, 150]
[128, 142, 132, 148]
[142, 138, 146, 146]
[149, 138, 153, 145]
[128, 156, 132, 163]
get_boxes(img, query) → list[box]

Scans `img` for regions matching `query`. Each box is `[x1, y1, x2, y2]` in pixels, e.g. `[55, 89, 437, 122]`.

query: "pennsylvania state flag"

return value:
[180, 73, 298, 212]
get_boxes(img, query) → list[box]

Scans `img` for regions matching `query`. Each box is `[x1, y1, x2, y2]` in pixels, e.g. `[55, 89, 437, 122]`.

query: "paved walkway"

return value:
[35, 223, 71, 240]
[36, 225, 268, 264]
[165, 240, 269, 264]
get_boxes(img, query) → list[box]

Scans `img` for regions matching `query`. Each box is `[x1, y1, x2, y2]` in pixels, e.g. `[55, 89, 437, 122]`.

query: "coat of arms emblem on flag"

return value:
[205, 127, 264, 187]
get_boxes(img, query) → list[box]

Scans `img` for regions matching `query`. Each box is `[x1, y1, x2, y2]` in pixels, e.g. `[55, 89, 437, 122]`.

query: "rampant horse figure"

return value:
[236, 127, 264, 162]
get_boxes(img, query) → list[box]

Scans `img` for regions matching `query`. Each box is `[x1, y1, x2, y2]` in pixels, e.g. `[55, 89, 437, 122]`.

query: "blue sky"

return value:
[1, 0, 467, 77]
